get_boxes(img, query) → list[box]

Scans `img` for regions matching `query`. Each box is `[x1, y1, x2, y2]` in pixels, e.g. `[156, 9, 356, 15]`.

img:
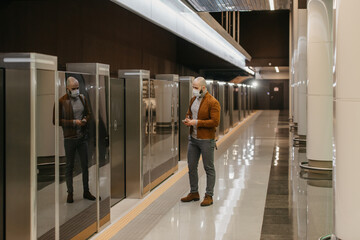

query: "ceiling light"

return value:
[275, 66, 279, 73]
[269, 0, 275, 10]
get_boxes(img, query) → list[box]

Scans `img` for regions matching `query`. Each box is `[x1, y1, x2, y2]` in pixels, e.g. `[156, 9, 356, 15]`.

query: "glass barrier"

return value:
[57, 72, 97, 240]
[149, 79, 177, 188]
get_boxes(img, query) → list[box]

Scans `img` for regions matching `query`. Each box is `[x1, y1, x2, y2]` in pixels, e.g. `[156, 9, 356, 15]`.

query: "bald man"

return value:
[55, 77, 95, 203]
[181, 77, 221, 206]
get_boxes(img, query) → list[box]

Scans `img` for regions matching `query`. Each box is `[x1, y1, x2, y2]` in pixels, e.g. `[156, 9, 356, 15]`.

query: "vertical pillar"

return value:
[297, 9, 307, 136]
[292, 0, 299, 124]
[226, 12, 228, 33]
[334, 0, 360, 238]
[237, 11, 240, 43]
[307, 0, 333, 167]
[232, 11, 236, 39]
[289, 12, 293, 120]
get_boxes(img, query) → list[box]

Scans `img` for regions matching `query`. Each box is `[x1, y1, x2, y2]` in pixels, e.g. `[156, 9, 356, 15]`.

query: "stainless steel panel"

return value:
[0, 68, 4, 240]
[239, 85, 243, 121]
[110, 78, 125, 206]
[0, 53, 57, 71]
[36, 69, 56, 240]
[179, 77, 193, 161]
[212, 81, 220, 139]
[232, 84, 240, 126]
[223, 83, 230, 134]
[172, 80, 179, 163]
[1, 53, 57, 240]
[120, 70, 150, 199]
[6, 69, 32, 240]
[98, 75, 110, 227]
[218, 83, 225, 135]
[229, 84, 234, 127]
[242, 85, 248, 118]
[246, 86, 250, 115]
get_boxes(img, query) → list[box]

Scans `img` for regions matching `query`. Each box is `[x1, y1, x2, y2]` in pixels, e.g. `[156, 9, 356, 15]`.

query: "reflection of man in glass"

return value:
[57, 77, 96, 203]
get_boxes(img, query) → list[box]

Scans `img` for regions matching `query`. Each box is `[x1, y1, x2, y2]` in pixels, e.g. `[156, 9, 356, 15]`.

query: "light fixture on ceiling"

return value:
[269, 0, 275, 10]
[275, 66, 279, 73]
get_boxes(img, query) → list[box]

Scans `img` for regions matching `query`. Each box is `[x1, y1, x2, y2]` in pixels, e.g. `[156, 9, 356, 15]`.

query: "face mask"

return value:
[193, 88, 201, 98]
[70, 89, 80, 98]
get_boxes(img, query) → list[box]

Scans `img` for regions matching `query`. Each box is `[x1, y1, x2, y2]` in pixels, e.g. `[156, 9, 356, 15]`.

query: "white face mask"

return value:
[193, 88, 202, 98]
[70, 89, 80, 98]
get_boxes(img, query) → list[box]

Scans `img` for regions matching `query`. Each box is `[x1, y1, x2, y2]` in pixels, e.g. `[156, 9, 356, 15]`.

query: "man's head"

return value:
[66, 77, 80, 98]
[192, 77, 207, 97]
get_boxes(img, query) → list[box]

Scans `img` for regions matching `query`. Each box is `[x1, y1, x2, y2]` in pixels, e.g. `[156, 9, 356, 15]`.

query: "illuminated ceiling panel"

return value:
[186, 0, 291, 12]
[111, 0, 253, 74]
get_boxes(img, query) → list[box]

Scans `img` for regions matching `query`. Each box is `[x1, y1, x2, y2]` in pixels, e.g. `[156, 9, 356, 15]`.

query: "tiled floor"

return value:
[95, 110, 333, 240]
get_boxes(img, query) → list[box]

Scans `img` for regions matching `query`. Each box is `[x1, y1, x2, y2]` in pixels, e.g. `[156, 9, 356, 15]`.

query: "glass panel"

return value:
[99, 75, 110, 225]
[57, 72, 97, 240]
[213, 83, 219, 100]
[172, 81, 179, 162]
[233, 86, 239, 110]
[149, 79, 176, 189]
[142, 78, 151, 193]
[110, 78, 125, 206]
[0, 68, 4, 240]
[36, 69, 56, 240]
[224, 84, 229, 113]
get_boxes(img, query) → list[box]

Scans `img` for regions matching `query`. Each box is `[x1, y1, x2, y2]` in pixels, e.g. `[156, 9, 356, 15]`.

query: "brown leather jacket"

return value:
[186, 92, 221, 140]
[53, 94, 91, 138]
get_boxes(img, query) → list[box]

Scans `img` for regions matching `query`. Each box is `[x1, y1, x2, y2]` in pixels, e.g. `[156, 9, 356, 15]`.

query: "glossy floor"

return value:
[96, 110, 333, 240]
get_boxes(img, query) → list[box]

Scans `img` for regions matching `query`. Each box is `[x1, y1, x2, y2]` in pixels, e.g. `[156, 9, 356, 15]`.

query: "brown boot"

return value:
[181, 192, 200, 202]
[200, 194, 213, 207]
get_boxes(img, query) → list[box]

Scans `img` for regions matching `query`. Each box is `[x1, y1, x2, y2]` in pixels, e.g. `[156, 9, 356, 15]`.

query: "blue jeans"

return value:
[64, 137, 89, 193]
[187, 136, 216, 196]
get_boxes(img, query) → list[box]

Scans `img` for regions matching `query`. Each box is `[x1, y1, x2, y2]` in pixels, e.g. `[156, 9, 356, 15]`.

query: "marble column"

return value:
[334, 0, 360, 238]
[297, 9, 308, 136]
[306, 0, 333, 167]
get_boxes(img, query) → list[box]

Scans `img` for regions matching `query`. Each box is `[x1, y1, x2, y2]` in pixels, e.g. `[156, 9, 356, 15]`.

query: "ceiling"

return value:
[186, 0, 291, 12]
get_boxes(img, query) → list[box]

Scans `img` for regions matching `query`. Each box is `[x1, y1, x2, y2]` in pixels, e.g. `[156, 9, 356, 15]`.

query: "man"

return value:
[181, 77, 221, 206]
[55, 76, 96, 203]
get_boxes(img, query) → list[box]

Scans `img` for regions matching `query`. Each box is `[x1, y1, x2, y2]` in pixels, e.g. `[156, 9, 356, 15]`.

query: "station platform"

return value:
[90, 110, 333, 240]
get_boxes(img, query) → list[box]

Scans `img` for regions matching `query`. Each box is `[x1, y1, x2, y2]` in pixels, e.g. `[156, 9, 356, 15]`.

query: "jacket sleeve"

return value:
[58, 99, 74, 127]
[186, 97, 195, 119]
[83, 96, 91, 123]
[197, 100, 221, 128]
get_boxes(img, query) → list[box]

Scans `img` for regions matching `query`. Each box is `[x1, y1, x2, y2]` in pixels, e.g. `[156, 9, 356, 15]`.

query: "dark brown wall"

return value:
[298, 0, 307, 9]
[0, 0, 200, 77]
[240, 11, 289, 67]
[245, 79, 289, 110]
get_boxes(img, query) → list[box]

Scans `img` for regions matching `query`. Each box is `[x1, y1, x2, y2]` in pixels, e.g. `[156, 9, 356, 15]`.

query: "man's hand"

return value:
[75, 119, 82, 126]
[183, 118, 196, 126]
[81, 118, 87, 126]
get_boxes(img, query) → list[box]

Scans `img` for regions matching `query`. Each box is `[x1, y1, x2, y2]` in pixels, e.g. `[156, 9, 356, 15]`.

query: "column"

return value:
[306, 0, 333, 168]
[297, 9, 307, 136]
[292, 0, 299, 124]
[334, 0, 360, 238]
